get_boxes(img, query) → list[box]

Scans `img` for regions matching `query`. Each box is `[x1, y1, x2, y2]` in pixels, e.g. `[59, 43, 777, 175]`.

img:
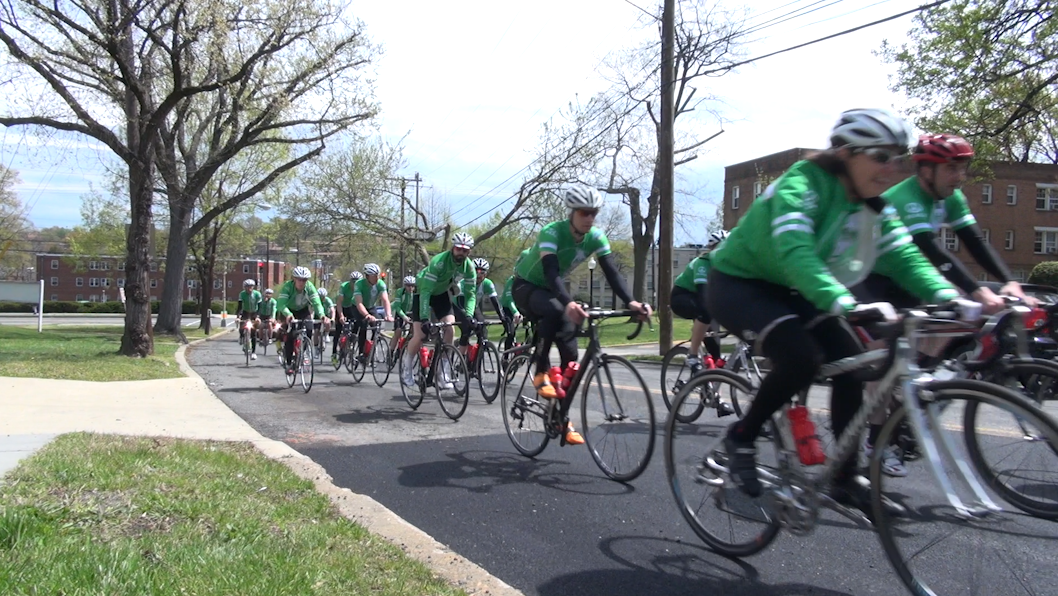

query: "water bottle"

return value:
[364, 339, 373, 356]
[549, 366, 566, 398]
[787, 405, 825, 465]
[397, 337, 405, 350]
[561, 362, 579, 392]
[468, 343, 479, 365]
[339, 334, 347, 348]
[418, 347, 429, 369]
[704, 355, 715, 369]
[715, 357, 726, 369]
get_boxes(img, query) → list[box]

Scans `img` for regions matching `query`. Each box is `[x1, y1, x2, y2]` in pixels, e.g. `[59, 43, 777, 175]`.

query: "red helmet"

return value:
[913, 134, 974, 163]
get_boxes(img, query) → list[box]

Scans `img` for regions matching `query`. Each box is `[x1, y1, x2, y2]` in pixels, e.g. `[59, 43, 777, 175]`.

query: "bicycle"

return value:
[388, 321, 413, 373]
[240, 316, 255, 366]
[334, 323, 355, 371]
[664, 304, 1058, 596]
[501, 307, 656, 482]
[258, 317, 275, 357]
[353, 318, 391, 387]
[282, 319, 314, 393]
[311, 320, 329, 365]
[660, 331, 758, 423]
[463, 320, 504, 404]
[399, 321, 470, 420]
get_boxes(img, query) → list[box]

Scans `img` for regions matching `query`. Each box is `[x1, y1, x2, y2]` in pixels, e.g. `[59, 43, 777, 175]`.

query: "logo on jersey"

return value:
[904, 201, 924, 215]
[801, 190, 819, 213]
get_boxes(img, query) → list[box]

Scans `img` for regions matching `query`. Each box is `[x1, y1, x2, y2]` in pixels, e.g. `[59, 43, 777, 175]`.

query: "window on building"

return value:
[731, 185, 740, 210]
[1006, 230, 1016, 250]
[1037, 185, 1058, 211]
[1011, 269, 1027, 283]
[214, 280, 223, 290]
[150, 262, 157, 272]
[941, 227, 958, 251]
[102, 261, 110, 270]
[89, 278, 99, 287]
[50, 259, 58, 269]
[982, 228, 990, 244]
[1035, 230, 1058, 254]
[118, 261, 125, 270]
[243, 264, 251, 273]
[187, 279, 197, 288]
[89, 294, 98, 302]
[977, 272, 988, 282]
[981, 184, 992, 204]
[227, 280, 233, 288]
[75, 277, 84, 287]
[753, 180, 763, 197]
[50, 277, 58, 286]
[117, 279, 125, 288]
[150, 279, 158, 288]
[150, 295, 156, 301]
[1007, 185, 1018, 205]
[75, 294, 83, 301]
[50, 294, 58, 301]
[102, 278, 111, 287]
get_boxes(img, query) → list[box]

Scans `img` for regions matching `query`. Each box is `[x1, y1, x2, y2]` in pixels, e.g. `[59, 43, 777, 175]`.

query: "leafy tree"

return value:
[0, 166, 30, 279]
[66, 190, 129, 261]
[1029, 261, 1058, 287]
[881, 0, 1058, 163]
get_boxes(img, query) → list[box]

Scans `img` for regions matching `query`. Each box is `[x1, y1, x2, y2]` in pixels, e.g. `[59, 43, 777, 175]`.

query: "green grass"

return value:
[0, 434, 465, 596]
[0, 326, 197, 381]
[577, 316, 696, 348]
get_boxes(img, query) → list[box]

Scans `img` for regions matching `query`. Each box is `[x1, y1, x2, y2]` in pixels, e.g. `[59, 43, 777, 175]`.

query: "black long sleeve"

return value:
[489, 295, 503, 318]
[956, 224, 1012, 283]
[598, 253, 634, 306]
[911, 231, 980, 295]
[542, 253, 574, 305]
[696, 282, 709, 308]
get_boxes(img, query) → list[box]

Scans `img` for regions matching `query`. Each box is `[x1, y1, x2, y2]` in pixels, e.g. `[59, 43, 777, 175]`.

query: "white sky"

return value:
[5, 0, 931, 242]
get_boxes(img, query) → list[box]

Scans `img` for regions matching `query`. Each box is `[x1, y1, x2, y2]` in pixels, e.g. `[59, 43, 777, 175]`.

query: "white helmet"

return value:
[451, 232, 475, 249]
[472, 258, 490, 271]
[243, 279, 256, 287]
[830, 108, 913, 151]
[291, 266, 311, 279]
[564, 185, 604, 210]
[363, 263, 381, 276]
[403, 275, 417, 285]
[707, 230, 729, 249]
[349, 271, 363, 280]
[264, 288, 274, 295]
[317, 287, 328, 297]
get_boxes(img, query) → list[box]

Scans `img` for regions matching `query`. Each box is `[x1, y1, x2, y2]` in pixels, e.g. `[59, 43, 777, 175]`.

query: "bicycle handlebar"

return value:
[583, 307, 654, 341]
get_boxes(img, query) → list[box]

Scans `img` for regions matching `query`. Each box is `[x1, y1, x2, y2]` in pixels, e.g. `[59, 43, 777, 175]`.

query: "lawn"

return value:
[0, 433, 464, 596]
[578, 315, 696, 348]
[0, 326, 199, 381]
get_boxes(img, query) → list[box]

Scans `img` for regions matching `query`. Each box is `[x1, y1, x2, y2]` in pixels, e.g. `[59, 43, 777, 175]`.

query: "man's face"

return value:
[476, 268, 486, 281]
[452, 246, 471, 263]
[294, 278, 307, 290]
[367, 274, 378, 285]
[405, 284, 416, 293]
[922, 161, 969, 198]
[571, 208, 598, 235]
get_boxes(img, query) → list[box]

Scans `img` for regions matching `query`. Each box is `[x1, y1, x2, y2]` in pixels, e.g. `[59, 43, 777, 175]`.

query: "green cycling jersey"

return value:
[275, 279, 325, 319]
[393, 287, 414, 318]
[514, 221, 612, 287]
[259, 297, 277, 317]
[883, 176, 976, 236]
[673, 254, 711, 292]
[500, 275, 518, 314]
[353, 278, 387, 309]
[416, 250, 476, 319]
[710, 159, 958, 313]
[476, 278, 497, 305]
[238, 289, 262, 313]
[320, 296, 336, 316]
[337, 280, 357, 309]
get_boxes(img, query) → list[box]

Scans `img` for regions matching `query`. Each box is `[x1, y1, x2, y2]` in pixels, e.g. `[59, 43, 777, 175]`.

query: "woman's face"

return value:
[843, 146, 906, 198]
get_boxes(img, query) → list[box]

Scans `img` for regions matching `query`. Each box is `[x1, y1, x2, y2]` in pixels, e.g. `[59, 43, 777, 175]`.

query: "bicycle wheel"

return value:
[660, 344, 697, 417]
[963, 360, 1058, 518]
[399, 351, 425, 409]
[501, 353, 550, 457]
[285, 340, 298, 388]
[664, 369, 781, 557]
[477, 341, 502, 404]
[434, 344, 469, 420]
[244, 337, 251, 367]
[300, 341, 314, 393]
[579, 354, 656, 482]
[873, 379, 1058, 596]
[351, 342, 367, 383]
[371, 339, 391, 387]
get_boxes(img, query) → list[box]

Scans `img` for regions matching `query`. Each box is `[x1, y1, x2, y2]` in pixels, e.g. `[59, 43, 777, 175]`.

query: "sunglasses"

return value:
[857, 147, 907, 165]
[576, 208, 600, 218]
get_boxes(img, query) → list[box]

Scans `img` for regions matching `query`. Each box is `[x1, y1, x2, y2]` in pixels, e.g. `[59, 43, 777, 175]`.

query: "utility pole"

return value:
[658, 0, 675, 354]
[414, 172, 421, 230]
[399, 178, 407, 276]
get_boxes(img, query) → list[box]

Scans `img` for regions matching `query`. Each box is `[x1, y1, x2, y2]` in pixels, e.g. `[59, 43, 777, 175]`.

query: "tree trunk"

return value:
[632, 240, 649, 304]
[120, 161, 155, 357]
[198, 226, 220, 334]
[155, 203, 193, 334]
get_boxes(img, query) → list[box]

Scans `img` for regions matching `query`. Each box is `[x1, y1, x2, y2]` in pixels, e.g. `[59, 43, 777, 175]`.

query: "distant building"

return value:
[723, 149, 1058, 282]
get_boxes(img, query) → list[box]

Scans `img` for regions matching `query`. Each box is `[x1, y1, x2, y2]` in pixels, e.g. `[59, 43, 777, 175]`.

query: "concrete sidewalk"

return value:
[0, 331, 521, 596]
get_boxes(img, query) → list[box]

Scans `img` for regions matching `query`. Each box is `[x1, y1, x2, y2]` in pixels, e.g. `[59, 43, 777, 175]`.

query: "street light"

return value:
[588, 257, 597, 307]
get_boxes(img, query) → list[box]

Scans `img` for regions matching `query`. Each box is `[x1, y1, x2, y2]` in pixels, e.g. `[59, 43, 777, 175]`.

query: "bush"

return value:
[1028, 261, 1058, 288]
[0, 301, 33, 313]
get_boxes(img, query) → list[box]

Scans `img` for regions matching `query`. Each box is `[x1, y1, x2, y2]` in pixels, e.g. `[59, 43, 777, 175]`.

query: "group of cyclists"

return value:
[232, 106, 1038, 520]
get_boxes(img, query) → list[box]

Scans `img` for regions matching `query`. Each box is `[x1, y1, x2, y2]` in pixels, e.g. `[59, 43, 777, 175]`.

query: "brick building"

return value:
[723, 149, 1058, 282]
[35, 253, 288, 302]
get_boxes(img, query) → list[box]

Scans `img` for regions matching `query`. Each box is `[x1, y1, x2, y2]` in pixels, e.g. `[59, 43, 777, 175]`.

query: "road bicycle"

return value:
[660, 331, 762, 423]
[462, 320, 504, 403]
[399, 321, 470, 420]
[258, 317, 275, 357]
[664, 304, 1058, 596]
[353, 317, 391, 387]
[240, 316, 255, 366]
[501, 307, 655, 482]
[282, 319, 314, 393]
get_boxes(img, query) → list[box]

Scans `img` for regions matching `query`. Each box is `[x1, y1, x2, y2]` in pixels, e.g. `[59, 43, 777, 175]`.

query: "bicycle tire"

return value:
[300, 341, 314, 393]
[477, 341, 502, 404]
[435, 343, 469, 420]
[664, 369, 781, 557]
[244, 337, 251, 367]
[351, 342, 367, 383]
[501, 353, 550, 457]
[371, 338, 391, 387]
[580, 354, 656, 482]
[872, 379, 1058, 596]
[962, 360, 1058, 518]
[661, 344, 705, 422]
[285, 340, 299, 388]
[399, 351, 425, 409]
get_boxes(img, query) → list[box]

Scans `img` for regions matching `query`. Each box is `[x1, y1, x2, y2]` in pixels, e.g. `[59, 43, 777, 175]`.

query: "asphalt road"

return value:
[188, 334, 1058, 596]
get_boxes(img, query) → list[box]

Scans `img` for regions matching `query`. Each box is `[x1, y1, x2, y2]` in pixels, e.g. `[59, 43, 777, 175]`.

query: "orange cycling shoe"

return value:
[564, 422, 585, 445]
[533, 373, 558, 399]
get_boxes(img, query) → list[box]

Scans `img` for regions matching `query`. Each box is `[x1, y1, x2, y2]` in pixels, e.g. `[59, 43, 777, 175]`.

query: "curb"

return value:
[178, 330, 524, 596]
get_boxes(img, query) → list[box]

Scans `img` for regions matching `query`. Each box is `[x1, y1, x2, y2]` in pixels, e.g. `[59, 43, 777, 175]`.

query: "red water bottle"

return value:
[364, 339, 373, 356]
[715, 357, 726, 369]
[397, 337, 405, 350]
[469, 343, 479, 365]
[561, 362, 579, 392]
[339, 334, 347, 348]
[549, 366, 566, 398]
[787, 405, 825, 465]
[418, 347, 429, 369]
[704, 355, 715, 369]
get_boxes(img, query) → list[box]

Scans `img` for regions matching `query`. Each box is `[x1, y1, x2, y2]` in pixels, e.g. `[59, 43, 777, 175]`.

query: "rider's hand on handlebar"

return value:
[971, 286, 1006, 315]
[850, 301, 898, 323]
[998, 280, 1039, 308]
[628, 301, 652, 321]
[565, 301, 588, 325]
[948, 297, 983, 321]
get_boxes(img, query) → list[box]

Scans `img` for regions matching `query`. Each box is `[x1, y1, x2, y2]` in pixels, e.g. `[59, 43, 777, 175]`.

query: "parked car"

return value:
[978, 281, 1058, 358]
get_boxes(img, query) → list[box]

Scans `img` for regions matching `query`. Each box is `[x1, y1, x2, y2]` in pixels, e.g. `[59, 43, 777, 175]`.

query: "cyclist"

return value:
[334, 271, 365, 364]
[671, 229, 727, 375]
[317, 287, 336, 356]
[454, 258, 508, 360]
[511, 186, 651, 445]
[388, 275, 416, 358]
[258, 288, 278, 348]
[352, 263, 393, 363]
[707, 108, 972, 516]
[500, 251, 527, 351]
[276, 266, 326, 375]
[236, 279, 262, 360]
[400, 233, 477, 389]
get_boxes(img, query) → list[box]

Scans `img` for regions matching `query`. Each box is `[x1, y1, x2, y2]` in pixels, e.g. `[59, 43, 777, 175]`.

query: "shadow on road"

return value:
[396, 449, 637, 496]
